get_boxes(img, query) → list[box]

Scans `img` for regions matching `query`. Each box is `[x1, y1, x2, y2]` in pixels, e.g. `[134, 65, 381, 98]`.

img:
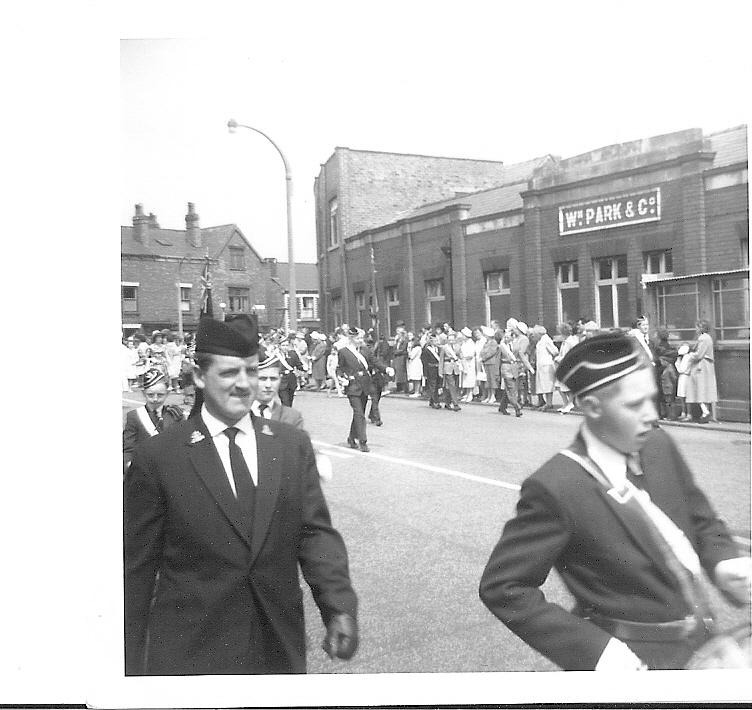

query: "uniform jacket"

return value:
[479, 427, 738, 671]
[124, 414, 357, 675]
[337, 346, 383, 396]
[439, 342, 460, 377]
[122, 404, 185, 469]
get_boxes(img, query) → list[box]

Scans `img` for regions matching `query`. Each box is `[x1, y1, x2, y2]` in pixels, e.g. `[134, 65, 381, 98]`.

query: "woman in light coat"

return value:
[685, 319, 718, 423]
[473, 327, 487, 402]
[406, 334, 424, 396]
[554, 323, 579, 414]
[534, 325, 559, 411]
[458, 327, 477, 402]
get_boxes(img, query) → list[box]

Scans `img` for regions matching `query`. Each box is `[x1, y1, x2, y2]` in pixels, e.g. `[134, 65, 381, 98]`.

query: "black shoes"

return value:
[359, 443, 370, 452]
[515, 407, 523, 418]
[499, 408, 510, 415]
[347, 437, 358, 449]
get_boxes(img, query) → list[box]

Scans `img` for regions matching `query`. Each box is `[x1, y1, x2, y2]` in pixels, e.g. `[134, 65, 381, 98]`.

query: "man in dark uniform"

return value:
[124, 315, 358, 675]
[480, 333, 750, 670]
[337, 327, 392, 452]
[364, 333, 390, 427]
[122, 368, 185, 472]
[420, 332, 442, 409]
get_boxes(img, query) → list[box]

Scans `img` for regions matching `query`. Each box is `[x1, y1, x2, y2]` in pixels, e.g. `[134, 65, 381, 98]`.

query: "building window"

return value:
[385, 285, 400, 335]
[713, 276, 750, 341]
[556, 262, 579, 325]
[299, 295, 316, 320]
[643, 249, 673, 275]
[656, 281, 700, 341]
[180, 286, 192, 312]
[228, 287, 250, 313]
[122, 284, 138, 313]
[229, 247, 245, 271]
[484, 270, 510, 325]
[425, 278, 446, 324]
[354, 290, 366, 328]
[329, 198, 339, 248]
[594, 256, 628, 328]
[331, 295, 343, 329]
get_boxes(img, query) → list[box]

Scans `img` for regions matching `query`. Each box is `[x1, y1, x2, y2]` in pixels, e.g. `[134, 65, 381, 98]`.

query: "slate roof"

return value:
[274, 262, 319, 291]
[121, 224, 264, 263]
[706, 124, 748, 169]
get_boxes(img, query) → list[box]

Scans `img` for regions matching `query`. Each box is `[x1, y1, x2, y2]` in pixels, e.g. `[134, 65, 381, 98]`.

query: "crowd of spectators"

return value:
[122, 315, 719, 424]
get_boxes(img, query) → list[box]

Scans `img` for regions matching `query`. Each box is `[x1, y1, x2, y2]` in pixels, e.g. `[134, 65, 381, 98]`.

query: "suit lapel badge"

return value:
[189, 430, 205, 444]
[261, 423, 274, 436]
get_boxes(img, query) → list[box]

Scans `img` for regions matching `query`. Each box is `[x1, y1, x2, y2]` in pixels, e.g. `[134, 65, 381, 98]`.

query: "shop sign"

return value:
[559, 187, 661, 236]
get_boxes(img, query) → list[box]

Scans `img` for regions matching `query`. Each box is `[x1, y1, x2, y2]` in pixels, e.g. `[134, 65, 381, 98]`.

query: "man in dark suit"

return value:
[252, 350, 305, 430]
[122, 368, 185, 472]
[336, 327, 392, 452]
[480, 333, 750, 671]
[124, 315, 358, 675]
[420, 332, 442, 409]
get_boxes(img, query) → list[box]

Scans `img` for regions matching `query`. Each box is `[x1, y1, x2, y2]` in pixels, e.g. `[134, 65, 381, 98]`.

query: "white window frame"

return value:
[331, 295, 343, 329]
[229, 246, 245, 271]
[228, 287, 250, 313]
[121, 282, 139, 313]
[298, 294, 315, 320]
[643, 249, 673, 276]
[329, 198, 339, 248]
[385, 285, 399, 335]
[424, 279, 445, 323]
[354, 290, 366, 328]
[593, 256, 628, 328]
[556, 262, 579, 325]
[483, 270, 510, 326]
[179, 284, 192, 312]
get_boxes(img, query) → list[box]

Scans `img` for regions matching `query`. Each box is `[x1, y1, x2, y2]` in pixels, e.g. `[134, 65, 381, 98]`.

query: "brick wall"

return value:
[705, 184, 749, 271]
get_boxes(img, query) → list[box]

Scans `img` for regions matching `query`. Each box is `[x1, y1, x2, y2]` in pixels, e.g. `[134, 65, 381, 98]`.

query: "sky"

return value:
[120, 2, 751, 264]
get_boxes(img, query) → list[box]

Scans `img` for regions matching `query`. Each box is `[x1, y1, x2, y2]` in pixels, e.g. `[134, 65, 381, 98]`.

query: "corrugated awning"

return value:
[641, 268, 749, 286]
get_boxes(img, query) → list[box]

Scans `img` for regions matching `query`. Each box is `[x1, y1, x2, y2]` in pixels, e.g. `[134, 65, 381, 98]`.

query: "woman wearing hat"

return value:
[685, 319, 718, 423]
[406, 333, 424, 397]
[310, 332, 328, 391]
[479, 326, 500, 404]
[459, 327, 477, 403]
[554, 322, 579, 414]
[534, 325, 558, 411]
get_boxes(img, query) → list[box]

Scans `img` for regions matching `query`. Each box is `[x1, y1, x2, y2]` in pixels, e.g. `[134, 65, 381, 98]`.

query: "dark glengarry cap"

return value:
[556, 332, 648, 396]
[195, 315, 258, 358]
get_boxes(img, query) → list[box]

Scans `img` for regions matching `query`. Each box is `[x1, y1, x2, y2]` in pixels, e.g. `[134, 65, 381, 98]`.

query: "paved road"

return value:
[121, 389, 751, 673]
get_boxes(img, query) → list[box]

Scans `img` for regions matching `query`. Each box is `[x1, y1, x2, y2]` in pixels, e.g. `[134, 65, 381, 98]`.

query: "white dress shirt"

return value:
[201, 405, 258, 492]
[251, 400, 275, 419]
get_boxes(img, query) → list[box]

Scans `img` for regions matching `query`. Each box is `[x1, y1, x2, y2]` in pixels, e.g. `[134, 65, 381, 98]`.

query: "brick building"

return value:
[121, 203, 286, 335]
[267, 260, 321, 332]
[314, 125, 749, 419]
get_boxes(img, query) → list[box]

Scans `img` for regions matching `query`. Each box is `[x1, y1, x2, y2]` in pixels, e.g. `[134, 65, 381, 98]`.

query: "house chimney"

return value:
[148, 212, 160, 229]
[133, 203, 149, 244]
[186, 202, 201, 248]
[264, 257, 278, 278]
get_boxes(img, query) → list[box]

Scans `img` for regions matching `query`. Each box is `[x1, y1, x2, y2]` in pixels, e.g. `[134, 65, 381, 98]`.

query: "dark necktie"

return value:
[149, 408, 163, 432]
[259, 404, 269, 419]
[224, 427, 256, 525]
[625, 455, 645, 490]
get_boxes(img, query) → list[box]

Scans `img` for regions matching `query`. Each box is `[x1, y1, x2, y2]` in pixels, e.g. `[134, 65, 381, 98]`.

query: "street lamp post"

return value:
[227, 119, 296, 332]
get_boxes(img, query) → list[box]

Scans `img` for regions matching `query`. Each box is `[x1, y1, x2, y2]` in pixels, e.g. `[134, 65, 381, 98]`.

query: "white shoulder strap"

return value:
[135, 406, 159, 437]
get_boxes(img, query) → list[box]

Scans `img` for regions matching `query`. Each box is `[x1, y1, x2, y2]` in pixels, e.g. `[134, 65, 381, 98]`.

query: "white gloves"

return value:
[385, 367, 395, 377]
[714, 557, 752, 605]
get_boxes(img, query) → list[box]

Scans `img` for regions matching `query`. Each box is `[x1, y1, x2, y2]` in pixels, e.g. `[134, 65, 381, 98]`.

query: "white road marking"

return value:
[317, 449, 355, 459]
[311, 439, 521, 491]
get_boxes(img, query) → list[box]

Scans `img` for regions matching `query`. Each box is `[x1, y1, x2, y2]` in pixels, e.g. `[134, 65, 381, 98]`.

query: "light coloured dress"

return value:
[459, 338, 477, 389]
[535, 334, 558, 394]
[685, 333, 718, 403]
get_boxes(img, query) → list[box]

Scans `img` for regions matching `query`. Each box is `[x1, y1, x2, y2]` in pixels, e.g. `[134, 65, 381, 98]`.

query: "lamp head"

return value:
[227, 119, 238, 133]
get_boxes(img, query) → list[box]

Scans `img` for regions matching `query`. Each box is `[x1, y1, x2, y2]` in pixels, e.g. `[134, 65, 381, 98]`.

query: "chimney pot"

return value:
[186, 202, 201, 248]
[133, 203, 149, 244]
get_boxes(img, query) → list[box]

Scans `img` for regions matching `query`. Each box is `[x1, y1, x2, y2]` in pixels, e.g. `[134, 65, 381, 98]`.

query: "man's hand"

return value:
[714, 557, 752, 606]
[322, 613, 358, 661]
[594, 638, 647, 671]
[385, 366, 395, 377]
